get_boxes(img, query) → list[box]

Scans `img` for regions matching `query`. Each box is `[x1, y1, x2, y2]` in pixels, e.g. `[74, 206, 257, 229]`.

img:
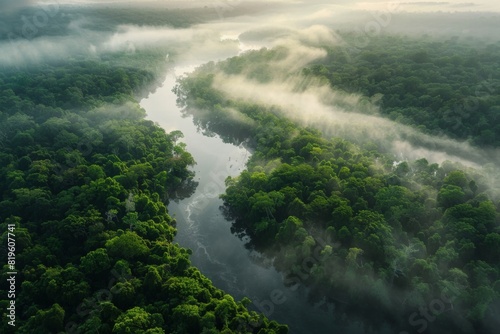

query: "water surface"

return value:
[140, 63, 368, 334]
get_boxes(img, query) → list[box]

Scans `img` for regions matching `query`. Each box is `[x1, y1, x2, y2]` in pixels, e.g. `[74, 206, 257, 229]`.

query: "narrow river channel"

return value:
[139, 58, 369, 334]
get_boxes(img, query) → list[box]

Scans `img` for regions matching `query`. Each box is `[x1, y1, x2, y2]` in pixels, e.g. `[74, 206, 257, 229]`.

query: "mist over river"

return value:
[132, 3, 500, 333]
[139, 61, 381, 333]
[2, 1, 499, 333]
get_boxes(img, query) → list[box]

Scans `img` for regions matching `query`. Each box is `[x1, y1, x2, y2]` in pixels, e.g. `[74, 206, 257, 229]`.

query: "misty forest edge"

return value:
[0, 3, 499, 334]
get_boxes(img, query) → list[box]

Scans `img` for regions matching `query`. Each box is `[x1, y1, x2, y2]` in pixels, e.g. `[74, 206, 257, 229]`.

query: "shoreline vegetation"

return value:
[1, 2, 499, 333]
[0, 42, 288, 333]
[175, 34, 500, 333]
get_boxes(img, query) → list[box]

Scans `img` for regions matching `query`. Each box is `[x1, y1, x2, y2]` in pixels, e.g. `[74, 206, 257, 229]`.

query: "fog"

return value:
[50, 0, 500, 12]
[195, 3, 500, 169]
[0, 0, 37, 13]
[2, 0, 499, 174]
[2, 1, 500, 333]
[211, 70, 500, 168]
[3, 0, 500, 66]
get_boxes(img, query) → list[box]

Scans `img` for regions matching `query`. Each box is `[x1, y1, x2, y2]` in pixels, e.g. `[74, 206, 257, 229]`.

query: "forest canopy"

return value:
[0, 49, 288, 334]
[304, 34, 500, 147]
[2, 2, 500, 333]
[175, 34, 500, 334]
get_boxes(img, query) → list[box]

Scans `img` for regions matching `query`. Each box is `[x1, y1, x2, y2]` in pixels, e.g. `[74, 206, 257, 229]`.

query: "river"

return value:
[139, 57, 372, 334]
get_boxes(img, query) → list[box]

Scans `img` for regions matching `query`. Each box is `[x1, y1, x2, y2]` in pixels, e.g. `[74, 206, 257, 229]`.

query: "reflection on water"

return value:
[140, 64, 279, 297]
[140, 64, 372, 333]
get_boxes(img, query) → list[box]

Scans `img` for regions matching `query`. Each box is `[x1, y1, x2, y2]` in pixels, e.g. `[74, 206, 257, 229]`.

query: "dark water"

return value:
[140, 63, 384, 334]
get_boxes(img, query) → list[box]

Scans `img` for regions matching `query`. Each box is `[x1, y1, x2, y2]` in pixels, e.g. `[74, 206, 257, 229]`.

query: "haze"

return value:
[2, 0, 499, 181]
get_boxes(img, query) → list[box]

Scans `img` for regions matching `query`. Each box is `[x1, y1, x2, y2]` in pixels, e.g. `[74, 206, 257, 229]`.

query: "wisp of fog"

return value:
[2, 0, 499, 182]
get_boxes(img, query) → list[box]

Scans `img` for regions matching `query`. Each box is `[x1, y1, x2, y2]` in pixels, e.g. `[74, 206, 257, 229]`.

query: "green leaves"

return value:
[307, 34, 500, 146]
[80, 248, 111, 275]
[172, 31, 500, 333]
[483, 233, 500, 262]
[105, 231, 148, 260]
[172, 304, 201, 333]
[112, 307, 163, 334]
[276, 216, 303, 243]
[438, 184, 465, 208]
[0, 47, 286, 334]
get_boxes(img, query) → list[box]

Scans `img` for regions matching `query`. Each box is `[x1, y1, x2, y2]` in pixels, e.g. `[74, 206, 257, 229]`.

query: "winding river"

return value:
[139, 57, 374, 334]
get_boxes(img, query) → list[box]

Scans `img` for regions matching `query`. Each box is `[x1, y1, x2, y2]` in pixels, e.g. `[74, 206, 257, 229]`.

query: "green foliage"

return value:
[305, 34, 500, 147]
[112, 307, 162, 334]
[176, 45, 500, 333]
[80, 248, 111, 275]
[0, 50, 286, 333]
[438, 184, 466, 208]
[106, 232, 149, 260]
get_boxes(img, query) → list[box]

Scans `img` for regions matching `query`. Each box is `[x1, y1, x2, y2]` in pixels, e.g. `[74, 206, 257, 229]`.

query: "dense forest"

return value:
[2, 2, 500, 333]
[175, 34, 500, 333]
[1, 5, 226, 41]
[0, 48, 288, 333]
[304, 34, 500, 147]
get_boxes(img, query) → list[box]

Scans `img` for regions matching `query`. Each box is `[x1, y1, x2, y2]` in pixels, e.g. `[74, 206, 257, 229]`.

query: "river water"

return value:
[139, 59, 369, 334]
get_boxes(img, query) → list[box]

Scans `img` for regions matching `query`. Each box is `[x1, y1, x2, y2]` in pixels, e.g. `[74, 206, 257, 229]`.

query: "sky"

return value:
[1, 0, 499, 181]
[0, 0, 37, 12]
[3, 0, 500, 12]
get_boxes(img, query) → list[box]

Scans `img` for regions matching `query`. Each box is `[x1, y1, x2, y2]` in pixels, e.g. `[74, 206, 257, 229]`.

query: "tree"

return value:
[42, 303, 65, 333]
[351, 210, 394, 264]
[338, 166, 350, 179]
[276, 216, 303, 243]
[443, 170, 468, 188]
[88, 177, 126, 207]
[12, 188, 52, 220]
[249, 191, 276, 220]
[330, 201, 353, 227]
[287, 197, 307, 219]
[78, 315, 103, 334]
[200, 311, 217, 330]
[113, 307, 161, 334]
[434, 241, 459, 270]
[172, 304, 201, 333]
[346, 247, 364, 269]
[483, 233, 500, 263]
[214, 296, 238, 329]
[437, 185, 465, 208]
[111, 280, 138, 309]
[395, 161, 410, 177]
[80, 248, 111, 275]
[123, 212, 139, 230]
[166, 277, 204, 304]
[375, 186, 412, 214]
[105, 231, 148, 260]
[143, 266, 162, 298]
[38, 265, 90, 306]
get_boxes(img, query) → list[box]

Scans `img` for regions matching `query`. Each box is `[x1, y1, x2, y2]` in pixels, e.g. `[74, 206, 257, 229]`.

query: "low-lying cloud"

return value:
[0, 0, 38, 13]
[211, 69, 500, 170]
[2, 0, 499, 185]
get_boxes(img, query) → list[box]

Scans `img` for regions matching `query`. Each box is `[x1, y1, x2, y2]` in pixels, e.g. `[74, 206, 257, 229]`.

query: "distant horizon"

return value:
[6, 0, 500, 13]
